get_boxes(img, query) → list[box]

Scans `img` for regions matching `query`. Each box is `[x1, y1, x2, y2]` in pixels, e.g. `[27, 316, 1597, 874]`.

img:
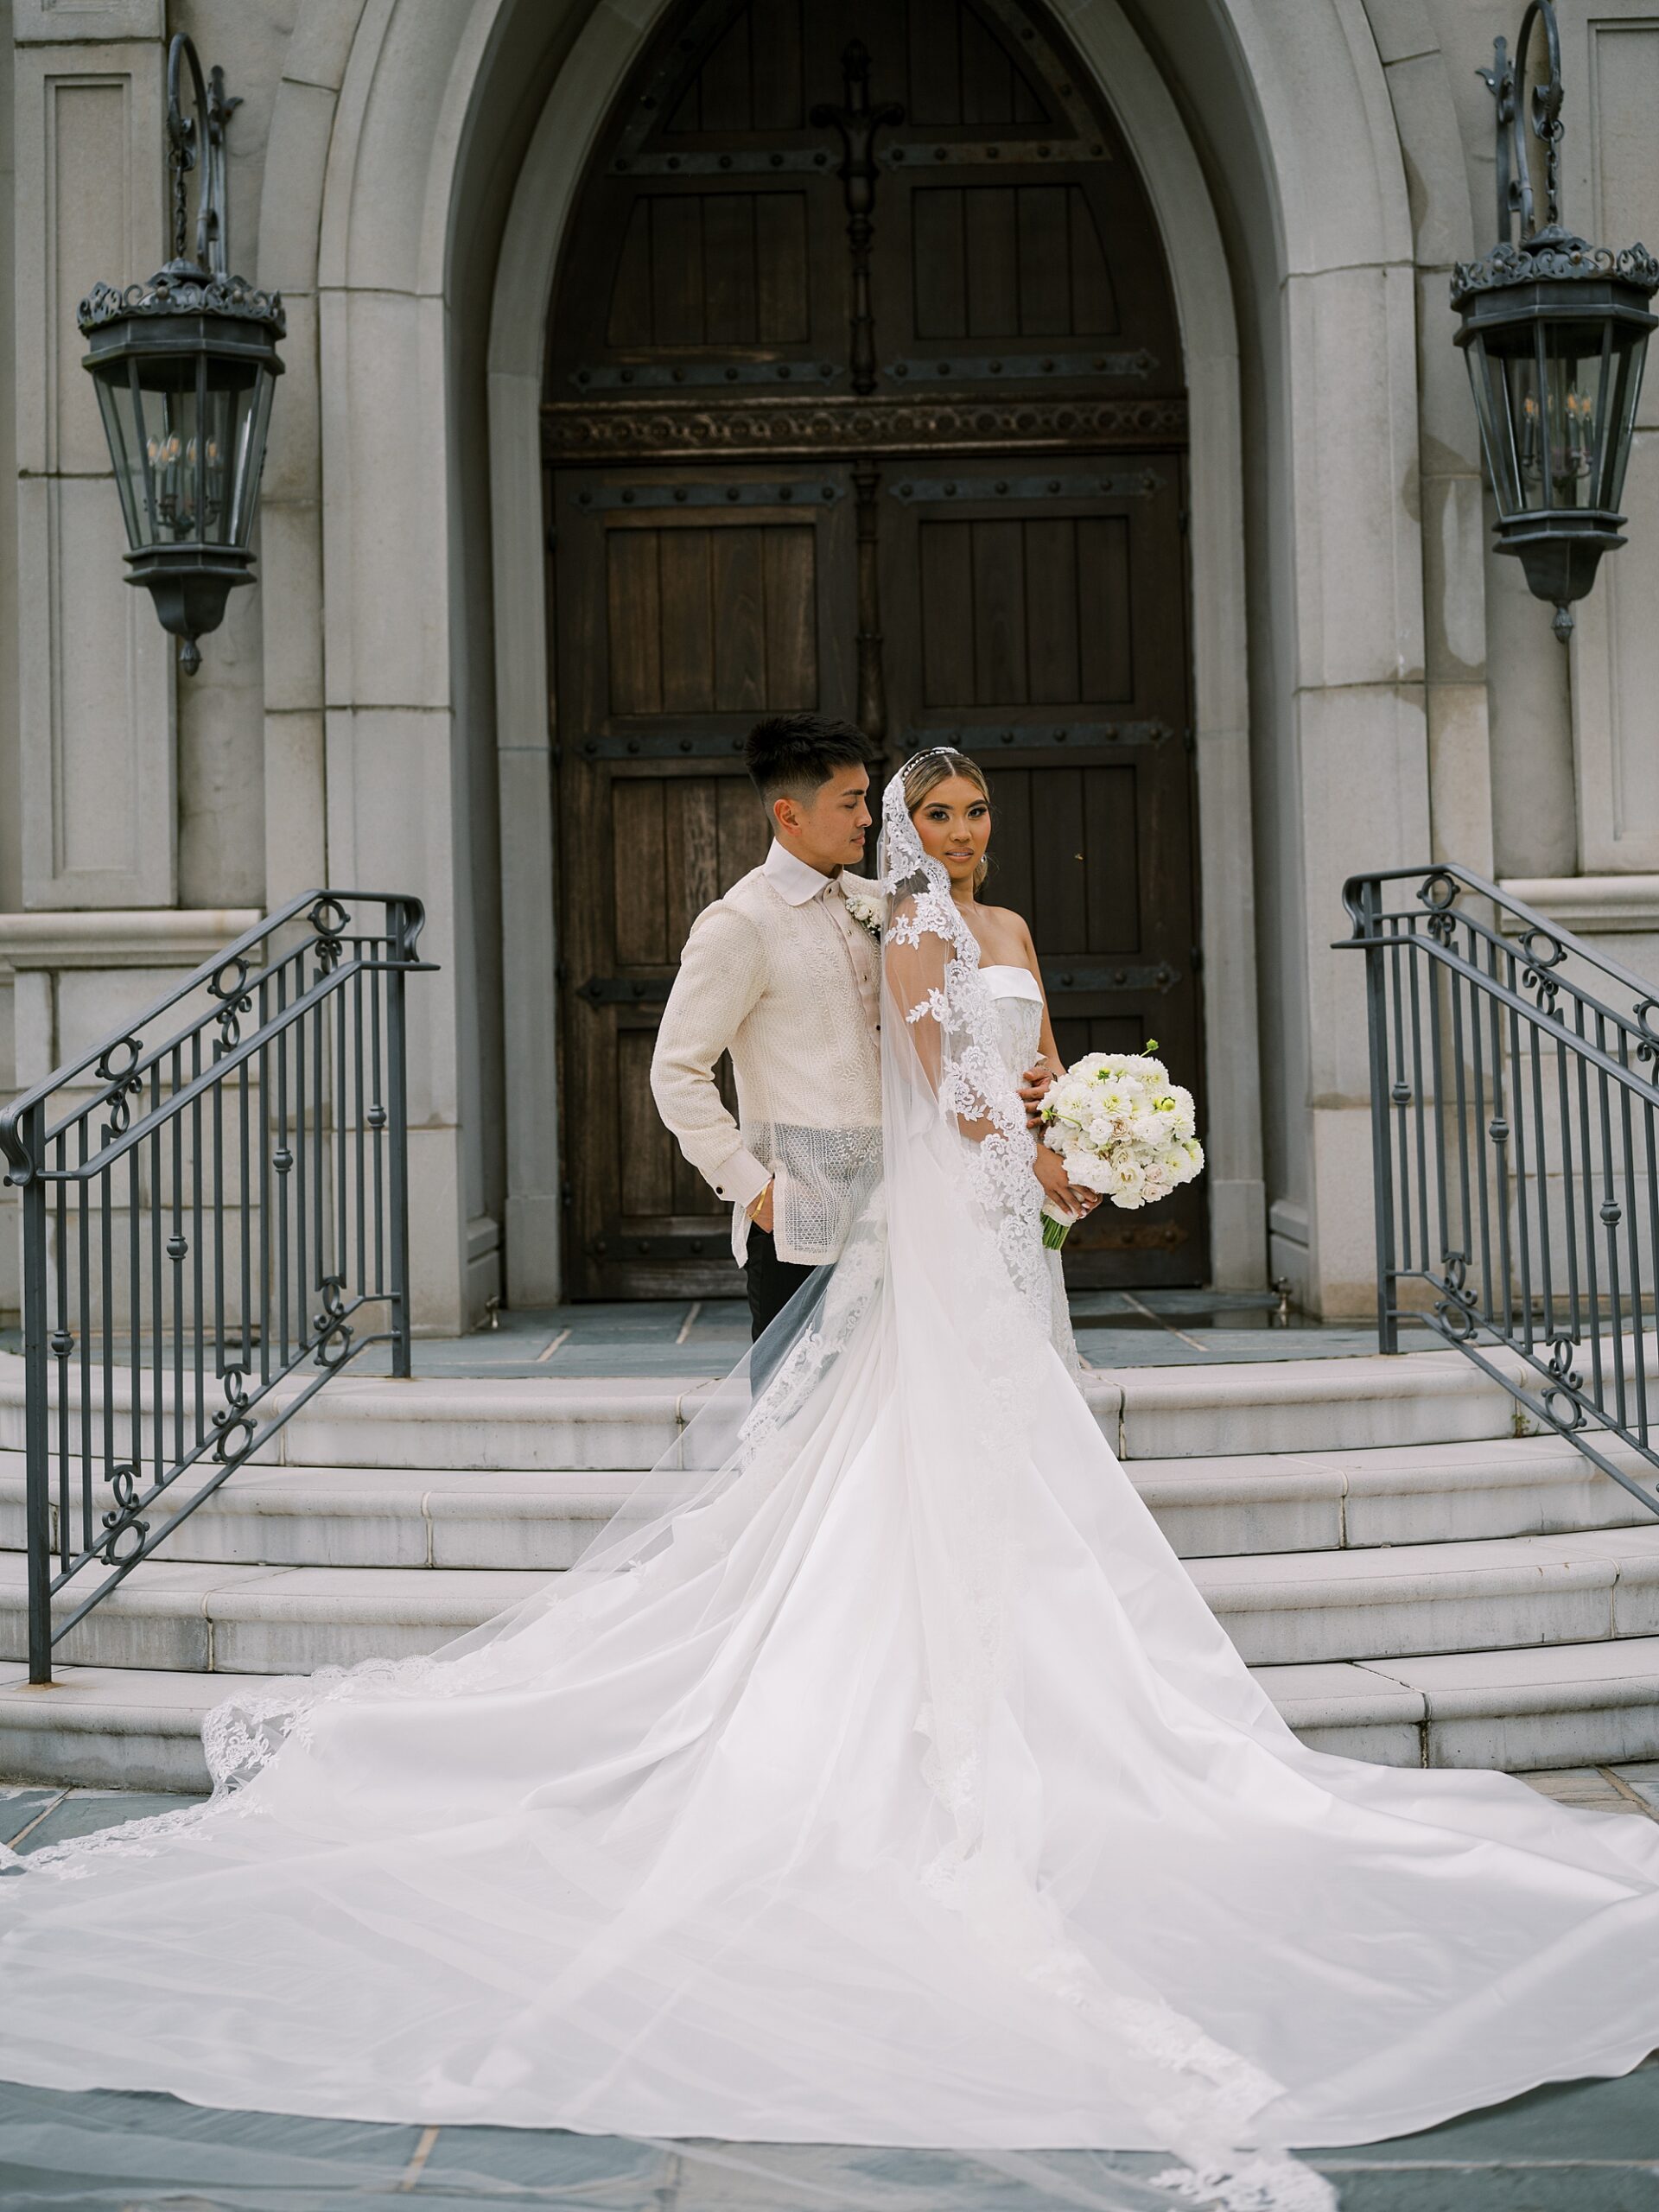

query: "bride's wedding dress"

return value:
[982, 963, 1078, 1369]
[2, 773, 1657, 2212]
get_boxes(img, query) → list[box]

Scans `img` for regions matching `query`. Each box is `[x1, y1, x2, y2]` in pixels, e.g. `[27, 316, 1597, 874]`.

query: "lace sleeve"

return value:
[885, 887, 1025, 1150]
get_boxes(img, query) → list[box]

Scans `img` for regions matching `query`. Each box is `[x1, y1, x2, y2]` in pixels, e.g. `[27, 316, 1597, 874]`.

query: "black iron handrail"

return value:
[0, 891, 435, 1681]
[1341, 863, 1659, 1519]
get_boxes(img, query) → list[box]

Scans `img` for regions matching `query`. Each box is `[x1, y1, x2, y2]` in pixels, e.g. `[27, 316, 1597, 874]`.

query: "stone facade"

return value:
[2, 0, 1657, 1328]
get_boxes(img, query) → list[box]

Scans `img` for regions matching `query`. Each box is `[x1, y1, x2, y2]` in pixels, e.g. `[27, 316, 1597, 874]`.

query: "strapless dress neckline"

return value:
[978, 963, 1041, 999]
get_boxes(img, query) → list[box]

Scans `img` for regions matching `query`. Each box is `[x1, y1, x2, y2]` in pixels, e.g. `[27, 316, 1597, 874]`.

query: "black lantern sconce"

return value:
[77, 36, 283, 675]
[1452, 1, 1658, 642]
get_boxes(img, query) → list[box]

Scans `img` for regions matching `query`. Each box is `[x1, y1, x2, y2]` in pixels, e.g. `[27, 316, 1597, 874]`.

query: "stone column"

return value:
[1366, 16, 1498, 886]
[1291, 252, 1432, 1318]
[1557, 3, 1659, 887]
[254, 10, 356, 918]
[1271, 33, 1429, 1319]
[13, 0, 175, 909]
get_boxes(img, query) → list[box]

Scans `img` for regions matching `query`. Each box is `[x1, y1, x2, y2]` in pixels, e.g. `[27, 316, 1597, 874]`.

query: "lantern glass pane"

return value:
[91, 369, 148, 550]
[1537, 319, 1605, 511]
[195, 377, 234, 547]
[226, 366, 276, 550]
[198, 352, 263, 547]
[127, 359, 206, 543]
[1479, 318, 1611, 516]
[1504, 348, 1546, 511]
[121, 350, 264, 544]
[1602, 333, 1649, 512]
[1464, 335, 1523, 517]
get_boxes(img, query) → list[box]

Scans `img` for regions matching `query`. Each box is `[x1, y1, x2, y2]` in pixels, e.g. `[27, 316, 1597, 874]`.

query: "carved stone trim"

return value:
[542, 392, 1188, 462]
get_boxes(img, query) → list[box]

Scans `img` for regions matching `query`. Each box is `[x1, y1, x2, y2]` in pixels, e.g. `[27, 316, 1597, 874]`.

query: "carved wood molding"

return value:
[541, 392, 1189, 463]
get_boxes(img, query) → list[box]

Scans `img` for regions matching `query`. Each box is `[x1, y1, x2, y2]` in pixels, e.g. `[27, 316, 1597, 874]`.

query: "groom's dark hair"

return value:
[744, 712, 872, 806]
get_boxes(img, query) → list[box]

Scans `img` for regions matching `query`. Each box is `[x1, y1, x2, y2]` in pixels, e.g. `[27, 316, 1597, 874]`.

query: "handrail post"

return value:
[1357, 879, 1401, 1353]
[19, 1103, 54, 1682]
[386, 898, 414, 1380]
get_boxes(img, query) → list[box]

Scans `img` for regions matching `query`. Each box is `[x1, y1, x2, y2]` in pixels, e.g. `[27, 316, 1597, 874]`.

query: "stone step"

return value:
[8, 1523, 1659, 1678]
[0, 1356, 713, 1474]
[1138, 1433, 1659, 1556]
[0, 1455, 628, 1572]
[0, 1553, 540, 1675]
[0, 1662, 267, 1792]
[1268, 1637, 1659, 1771]
[3, 1433, 1655, 1570]
[9, 1636, 1659, 1793]
[1192, 1524, 1659, 1666]
[0, 1344, 1544, 1471]
[1106, 1347, 1538, 1460]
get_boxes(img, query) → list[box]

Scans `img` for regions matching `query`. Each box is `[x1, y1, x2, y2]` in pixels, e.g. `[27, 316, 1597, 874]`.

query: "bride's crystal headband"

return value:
[901, 744, 973, 773]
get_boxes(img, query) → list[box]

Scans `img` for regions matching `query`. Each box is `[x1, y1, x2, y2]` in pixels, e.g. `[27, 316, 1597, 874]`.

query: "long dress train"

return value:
[0, 773, 1656, 2212]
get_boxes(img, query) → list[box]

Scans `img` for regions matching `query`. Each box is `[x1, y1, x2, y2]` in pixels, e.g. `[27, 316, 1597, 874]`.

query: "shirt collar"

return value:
[763, 839, 841, 906]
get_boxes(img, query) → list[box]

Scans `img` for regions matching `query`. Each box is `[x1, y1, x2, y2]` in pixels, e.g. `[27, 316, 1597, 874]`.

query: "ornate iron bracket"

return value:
[1478, 2, 1563, 249]
[812, 44, 905, 398]
[166, 35, 239, 283]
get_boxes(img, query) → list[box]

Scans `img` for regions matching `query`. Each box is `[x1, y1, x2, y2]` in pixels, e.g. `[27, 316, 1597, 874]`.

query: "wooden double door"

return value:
[544, 0, 1201, 1301]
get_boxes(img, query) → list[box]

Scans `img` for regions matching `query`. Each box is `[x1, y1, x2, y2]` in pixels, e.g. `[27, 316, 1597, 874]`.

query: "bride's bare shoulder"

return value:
[974, 902, 1039, 964]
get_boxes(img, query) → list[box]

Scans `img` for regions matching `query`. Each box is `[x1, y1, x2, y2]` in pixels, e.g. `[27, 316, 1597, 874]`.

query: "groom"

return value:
[651, 712, 882, 1340]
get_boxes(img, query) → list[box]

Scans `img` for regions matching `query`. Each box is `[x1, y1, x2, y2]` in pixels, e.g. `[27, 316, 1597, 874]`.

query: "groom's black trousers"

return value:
[744, 1226, 819, 1344]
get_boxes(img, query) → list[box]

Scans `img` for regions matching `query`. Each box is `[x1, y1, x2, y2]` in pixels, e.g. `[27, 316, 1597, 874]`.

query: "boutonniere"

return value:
[842, 886, 884, 944]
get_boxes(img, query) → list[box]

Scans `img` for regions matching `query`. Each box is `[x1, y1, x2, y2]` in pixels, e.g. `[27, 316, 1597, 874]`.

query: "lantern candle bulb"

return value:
[1564, 389, 1593, 478]
[1520, 390, 1540, 480]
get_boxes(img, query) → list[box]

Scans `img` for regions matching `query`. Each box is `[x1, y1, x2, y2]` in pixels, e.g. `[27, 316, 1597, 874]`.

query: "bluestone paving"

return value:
[0, 1785, 66, 1847]
[7, 1788, 205, 1852]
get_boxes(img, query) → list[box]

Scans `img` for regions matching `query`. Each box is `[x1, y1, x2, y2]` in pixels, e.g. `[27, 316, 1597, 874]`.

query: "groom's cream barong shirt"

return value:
[651, 840, 882, 1266]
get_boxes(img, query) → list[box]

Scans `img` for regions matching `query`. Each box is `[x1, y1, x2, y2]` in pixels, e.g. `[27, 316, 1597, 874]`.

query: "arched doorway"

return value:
[543, 0, 1197, 1301]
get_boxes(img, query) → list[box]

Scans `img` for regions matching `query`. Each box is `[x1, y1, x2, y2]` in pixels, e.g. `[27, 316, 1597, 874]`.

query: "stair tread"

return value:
[4, 1524, 1659, 1619]
[0, 1553, 547, 1609]
[0, 1459, 643, 1513]
[1107, 1347, 1515, 1407]
[0, 1345, 1522, 1422]
[0, 1661, 267, 1713]
[4, 1429, 1649, 1499]
[0, 1452, 645, 1504]
[6, 1635, 1659, 1729]
[1192, 1522, 1659, 1595]
[1133, 1433, 1657, 1493]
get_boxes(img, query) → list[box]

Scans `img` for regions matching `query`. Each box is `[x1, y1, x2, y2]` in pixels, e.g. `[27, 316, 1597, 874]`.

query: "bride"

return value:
[2, 754, 1658, 2212]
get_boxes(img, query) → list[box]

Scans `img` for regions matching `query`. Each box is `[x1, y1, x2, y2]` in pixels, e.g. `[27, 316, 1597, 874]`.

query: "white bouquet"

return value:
[1036, 1039, 1205, 1250]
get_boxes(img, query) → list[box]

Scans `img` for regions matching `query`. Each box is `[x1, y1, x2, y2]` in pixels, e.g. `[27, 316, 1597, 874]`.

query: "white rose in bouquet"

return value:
[1036, 1039, 1205, 1249]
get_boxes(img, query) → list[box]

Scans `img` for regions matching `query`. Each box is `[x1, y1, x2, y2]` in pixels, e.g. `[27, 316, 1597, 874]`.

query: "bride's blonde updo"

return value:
[902, 747, 993, 891]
